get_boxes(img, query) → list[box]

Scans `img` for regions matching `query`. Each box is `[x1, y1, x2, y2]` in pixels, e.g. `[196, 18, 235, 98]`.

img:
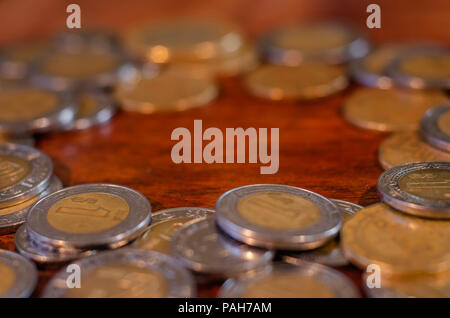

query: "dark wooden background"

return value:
[0, 0, 449, 297]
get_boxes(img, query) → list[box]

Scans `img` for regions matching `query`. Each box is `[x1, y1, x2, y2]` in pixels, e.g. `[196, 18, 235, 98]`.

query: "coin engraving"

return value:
[398, 168, 450, 202]
[0, 154, 31, 191]
[0, 262, 15, 297]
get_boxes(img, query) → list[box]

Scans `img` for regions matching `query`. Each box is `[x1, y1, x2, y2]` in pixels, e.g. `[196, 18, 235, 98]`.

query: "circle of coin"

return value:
[388, 48, 450, 89]
[283, 199, 362, 267]
[219, 262, 359, 298]
[42, 249, 196, 298]
[171, 217, 274, 277]
[378, 131, 450, 170]
[135, 207, 214, 254]
[115, 68, 218, 113]
[0, 249, 37, 298]
[378, 162, 450, 219]
[421, 104, 450, 152]
[0, 175, 62, 235]
[259, 22, 369, 65]
[215, 184, 342, 250]
[341, 203, 450, 276]
[343, 88, 448, 132]
[0, 133, 34, 146]
[0, 85, 77, 134]
[26, 183, 151, 250]
[0, 144, 53, 209]
[244, 63, 348, 101]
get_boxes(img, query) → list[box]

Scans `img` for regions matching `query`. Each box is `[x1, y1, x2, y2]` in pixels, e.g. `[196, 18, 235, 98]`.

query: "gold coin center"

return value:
[398, 168, 450, 202]
[438, 110, 450, 136]
[0, 262, 15, 297]
[0, 154, 31, 191]
[400, 54, 450, 79]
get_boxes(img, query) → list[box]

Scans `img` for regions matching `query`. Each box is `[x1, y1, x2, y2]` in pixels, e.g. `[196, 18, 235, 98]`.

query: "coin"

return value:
[0, 143, 53, 208]
[421, 104, 450, 152]
[0, 175, 62, 235]
[378, 162, 450, 219]
[378, 131, 450, 170]
[0, 133, 34, 146]
[135, 207, 214, 254]
[343, 88, 448, 132]
[0, 249, 37, 298]
[215, 184, 342, 250]
[219, 262, 359, 298]
[42, 249, 196, 298]
[341, 203, 450, 276]
[171, 217, 273, 277]
[53, 30, 120, 53]
[283, 199, 362, 267]
[244, 63, 348, 101]
[260, 22, 369, 65]
[26, 184, 151, 250]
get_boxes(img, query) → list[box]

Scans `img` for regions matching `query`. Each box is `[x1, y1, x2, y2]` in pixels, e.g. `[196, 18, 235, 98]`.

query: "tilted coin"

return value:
[260, 22, 369, 65]
[378, 162, 450, 219]
[378, 131, 450, 170]
[0, 249, 38, 298]
[219, 262, 359, 298]
[26, 183, 151, 250]
[215, 184, 342, 250]
[343, 88, 448, 132]
[171, 217, 273, 278]
[0, 175, 62, 235]
[0, 133, 34, 146]
[0, 143, 53, 208]
[341, 203, 450, 276]
[135, 207, 214, 254]
[244, 63, 348, 101]
[42, 249, 195, 298]
[283, 199, 363, 267]
[421, 104, 450, 152]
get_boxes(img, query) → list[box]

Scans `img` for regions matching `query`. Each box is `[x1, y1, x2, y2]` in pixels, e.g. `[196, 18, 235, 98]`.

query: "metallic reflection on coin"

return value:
[135, 207, 214, 254]
[421, 104, 450, 152]
[0, 249, 37, 298]
[378, 162, 450, 219]
[42, 249, 196, 298]
[216, 184, 342, 250]
[283, 199, 362, 267]
[341, 203, 450, 276]
[219, 262, 359, 298]
[378, 131, 450, 170]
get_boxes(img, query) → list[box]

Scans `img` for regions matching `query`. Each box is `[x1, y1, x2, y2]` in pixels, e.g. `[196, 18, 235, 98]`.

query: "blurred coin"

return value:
[378, 162, 450, 219]
[0, 249, 37, 298]
[53, 29, 120, 53]
[215, 184, 342, 250]
[42, 249, 196, 298]
[378, 131, 450, 170]
[0, 133, 34, 146]
[260, 22, 369, 65]
[421, 104, 450, 152]
[283, 199, 362, 267]
[341, 203, 450, 276]
[0, 143, 52, 208]
[244, 63, 348, 101]
[343, 88, 448, 132]
[135, 207, 214, 254]
[26, 183, 151, 250]
[219, 262, 359, 298]
[0, 175, 62, 235]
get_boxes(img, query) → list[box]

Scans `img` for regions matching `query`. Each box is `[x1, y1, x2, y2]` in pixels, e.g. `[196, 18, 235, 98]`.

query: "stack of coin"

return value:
[15, 184, 151, 265]
[0, 249, 38, 298]
[0, 143, 61, 235]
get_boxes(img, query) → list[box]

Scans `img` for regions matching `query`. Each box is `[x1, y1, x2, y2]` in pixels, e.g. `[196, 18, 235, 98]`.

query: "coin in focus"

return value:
[0, 249, 37, 298]
[420, 104, 450, 152]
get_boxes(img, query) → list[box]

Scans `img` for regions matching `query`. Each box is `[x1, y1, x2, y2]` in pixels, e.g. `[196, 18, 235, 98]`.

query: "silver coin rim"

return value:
[0, 249, 38, 298]
[420, 104, 450, 152]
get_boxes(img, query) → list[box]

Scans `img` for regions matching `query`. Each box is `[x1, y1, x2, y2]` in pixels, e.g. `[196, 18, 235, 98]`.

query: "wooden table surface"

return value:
[0, 0, 449, 297]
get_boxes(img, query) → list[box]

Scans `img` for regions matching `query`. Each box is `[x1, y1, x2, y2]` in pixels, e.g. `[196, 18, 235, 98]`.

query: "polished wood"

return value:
[0, 0, 449, 298]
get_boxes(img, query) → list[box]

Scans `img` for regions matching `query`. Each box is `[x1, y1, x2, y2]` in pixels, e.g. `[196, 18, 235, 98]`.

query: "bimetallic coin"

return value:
[342, 203, 450, 276]
[0, 133, 34, 146]
[283, 199, 362, 267]
[0, 175, 62, 235]
[215, 184, 342, 250]
[219, 262, 359, 298]
[26, 184, 151, 250]
[0, 144, 52, 208]
[42, 249, 196, 298]
[135, 207, 214, 254]
[0, 249, 37, 298]
[421, 105, 450, 152]
[244, 63, 348, 101]
[378, 162, 450, 219]
[378, 131, 450, 170]
[343, 88, 448, 132]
